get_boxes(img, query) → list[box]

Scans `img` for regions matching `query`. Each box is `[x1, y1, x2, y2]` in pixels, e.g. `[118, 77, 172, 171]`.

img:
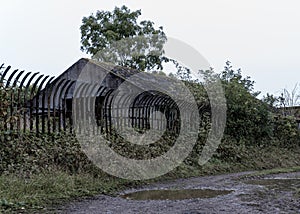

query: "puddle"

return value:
[120, 189, 233, 200]
[244, 179, 300, 191]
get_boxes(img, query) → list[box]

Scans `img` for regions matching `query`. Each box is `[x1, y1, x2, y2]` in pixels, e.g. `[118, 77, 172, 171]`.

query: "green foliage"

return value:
[184, 61, 300, 147]
[272, 115, 300, 146]
[0, 132, 97, 175]
[105, 129, 177, 160]
[0, 81, 11, 130]
[262, 93, 280, 108]
[0, 89, 22, 136]
[80, 5, 167, 71]
[220, 62, 275, 144]
[221, 61, 256, 94]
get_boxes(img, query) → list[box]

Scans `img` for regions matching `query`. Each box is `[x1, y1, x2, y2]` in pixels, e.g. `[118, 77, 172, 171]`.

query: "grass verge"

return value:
[0, 171, 140, 213]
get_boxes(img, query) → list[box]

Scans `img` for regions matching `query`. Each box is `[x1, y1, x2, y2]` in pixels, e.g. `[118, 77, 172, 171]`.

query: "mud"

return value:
[57, 171, 300, 213]
[120, 189, 233, 200]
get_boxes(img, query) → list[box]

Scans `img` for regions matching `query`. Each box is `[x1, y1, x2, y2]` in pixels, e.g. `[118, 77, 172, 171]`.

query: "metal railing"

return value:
[0, 63, 194, 137]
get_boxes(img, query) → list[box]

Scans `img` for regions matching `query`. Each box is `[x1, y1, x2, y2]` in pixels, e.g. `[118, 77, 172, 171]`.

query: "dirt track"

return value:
[58, 171, 300, 214]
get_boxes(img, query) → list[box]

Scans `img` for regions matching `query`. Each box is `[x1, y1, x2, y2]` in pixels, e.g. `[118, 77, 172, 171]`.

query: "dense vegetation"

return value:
[1, 61, 300, 212]
[219, 62, 299, 146]
[1, 62, 299, 175]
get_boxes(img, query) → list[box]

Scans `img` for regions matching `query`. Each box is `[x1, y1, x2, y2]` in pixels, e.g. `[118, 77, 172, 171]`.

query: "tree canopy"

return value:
[80, 5, 167, 71]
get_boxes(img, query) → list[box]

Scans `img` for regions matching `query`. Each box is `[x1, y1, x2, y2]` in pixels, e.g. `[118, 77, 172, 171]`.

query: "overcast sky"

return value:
[1, 0, 299, 97]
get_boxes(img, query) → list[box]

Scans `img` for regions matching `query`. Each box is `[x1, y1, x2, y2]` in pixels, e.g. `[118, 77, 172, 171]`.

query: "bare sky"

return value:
[1, 0, 299, 96]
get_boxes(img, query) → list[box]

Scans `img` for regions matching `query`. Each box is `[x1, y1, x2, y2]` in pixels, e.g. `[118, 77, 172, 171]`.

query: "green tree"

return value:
[80, 5, 167, 71]
[220, 61, 273, 144]
[262, 93, 280, 108]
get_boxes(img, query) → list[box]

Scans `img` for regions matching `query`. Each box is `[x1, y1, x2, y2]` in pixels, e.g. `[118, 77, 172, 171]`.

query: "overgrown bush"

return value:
[0, 81, 11, 131]
[0, 132, 98, 176]
[220, 62, 273, 144]
[272, 115, 300, 146]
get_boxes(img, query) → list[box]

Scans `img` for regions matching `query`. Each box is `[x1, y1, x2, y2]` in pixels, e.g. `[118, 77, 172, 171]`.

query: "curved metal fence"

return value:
[0, 63, 190, 137]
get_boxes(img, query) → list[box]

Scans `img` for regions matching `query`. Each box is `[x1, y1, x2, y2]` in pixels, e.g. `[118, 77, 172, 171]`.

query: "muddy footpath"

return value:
[57, 171, 300, 213]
